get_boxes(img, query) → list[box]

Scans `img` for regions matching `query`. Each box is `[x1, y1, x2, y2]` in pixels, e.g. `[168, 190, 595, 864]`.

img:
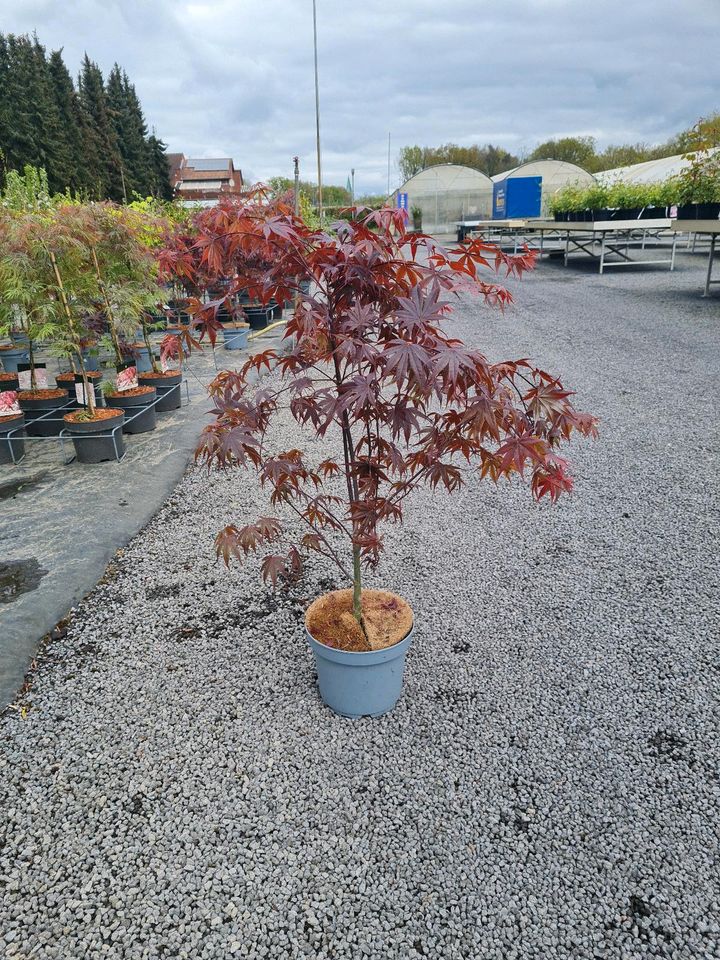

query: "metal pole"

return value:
[351, 168, 355, 204]
[312, 0, 323, 222]
[387, 132, 391, 196]
[293, 156, 300, 217]
[703, 233, 717, 297]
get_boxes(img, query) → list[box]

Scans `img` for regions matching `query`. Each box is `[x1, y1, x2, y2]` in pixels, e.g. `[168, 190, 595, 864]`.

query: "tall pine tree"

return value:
[48, 49, 88, 194]
[78, 55, 124, 200]
[106, 64, 152, 197]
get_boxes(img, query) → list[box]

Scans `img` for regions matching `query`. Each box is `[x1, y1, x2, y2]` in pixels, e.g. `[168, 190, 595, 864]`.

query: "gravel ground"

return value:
[1, 253, 718, 959]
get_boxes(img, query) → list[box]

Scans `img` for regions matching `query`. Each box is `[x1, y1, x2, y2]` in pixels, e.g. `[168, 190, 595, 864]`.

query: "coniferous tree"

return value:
[29, 36, 75, 193]
[1, 35, 40, 171]
[0, 32, 173, 200]
[147, 133, 173, 200]
[48, 50, 89, 194]
[106, 65, 155, 196]
[78, 54, 124, 200]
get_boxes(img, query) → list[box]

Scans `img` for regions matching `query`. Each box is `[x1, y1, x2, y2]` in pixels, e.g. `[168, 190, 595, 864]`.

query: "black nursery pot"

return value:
[137, 372, 183, 412]
[64, 412, 126, 463]
[243, 306, 271, 331]
[0, 373, 20, 392]
[269, 299, 283, 320]
[638, 206, 666, 220]
[609, 207, 642, 221]
[694, 202, 720, 220]
[106, 387, 157, 434]
[18, 390, 70, 437]
[0, 413, 25, 465]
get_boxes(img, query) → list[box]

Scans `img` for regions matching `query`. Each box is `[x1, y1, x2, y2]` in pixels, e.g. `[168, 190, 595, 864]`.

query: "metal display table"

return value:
[671, 220, 720, 296]
[522, 219, 677, 274]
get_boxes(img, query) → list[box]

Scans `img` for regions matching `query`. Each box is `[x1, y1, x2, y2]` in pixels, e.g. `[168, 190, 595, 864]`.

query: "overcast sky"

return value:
[2, 0, 719, 194]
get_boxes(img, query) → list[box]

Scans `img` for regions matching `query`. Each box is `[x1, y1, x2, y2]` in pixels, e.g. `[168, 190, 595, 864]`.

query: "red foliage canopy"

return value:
[159, 190, 597, 589]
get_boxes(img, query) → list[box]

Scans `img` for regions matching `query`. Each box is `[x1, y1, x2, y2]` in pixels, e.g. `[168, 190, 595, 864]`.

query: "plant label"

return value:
[116, 365, 138, 392]
[17, 362, 47, 390]
[74, 375, 90, 405]
[0, 390, 21, 415]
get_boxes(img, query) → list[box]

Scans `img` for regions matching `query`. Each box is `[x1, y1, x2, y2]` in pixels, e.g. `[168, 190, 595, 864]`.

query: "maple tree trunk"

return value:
[90, 246, 124, 370]
[352, 546, 363, 626]
[49, 251, 95, 416]
[141, 314, 160, 373]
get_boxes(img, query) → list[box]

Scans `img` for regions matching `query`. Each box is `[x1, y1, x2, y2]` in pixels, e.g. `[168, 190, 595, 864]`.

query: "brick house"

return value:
[169, 155, 244, 205]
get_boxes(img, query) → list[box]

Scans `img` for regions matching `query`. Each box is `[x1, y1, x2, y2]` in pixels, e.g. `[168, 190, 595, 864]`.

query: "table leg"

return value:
[703, 233, 717, 297]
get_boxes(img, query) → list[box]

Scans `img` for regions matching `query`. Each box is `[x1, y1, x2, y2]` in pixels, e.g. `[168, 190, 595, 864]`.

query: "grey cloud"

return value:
[0, 0, 718, 194]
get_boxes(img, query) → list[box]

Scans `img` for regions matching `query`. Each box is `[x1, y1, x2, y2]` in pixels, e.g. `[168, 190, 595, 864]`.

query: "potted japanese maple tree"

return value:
[162, 194, 597, 718]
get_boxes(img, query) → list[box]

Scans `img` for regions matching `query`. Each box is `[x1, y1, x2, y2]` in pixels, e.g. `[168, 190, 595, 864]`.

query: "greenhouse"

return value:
[492, 159, 596, 216]
[394, 164, 493, 233]
[595, 151, 700, 185]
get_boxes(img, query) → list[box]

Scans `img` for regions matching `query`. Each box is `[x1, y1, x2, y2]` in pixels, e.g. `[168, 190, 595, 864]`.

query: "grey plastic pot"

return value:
[222, 325, 250, 351]
[137, 372, 183, 411]
[0, 347, 30, 372]
[132, 345, 154, 373]
[0, 413, 25, 465]
[71, 349, 100, 372]
[106, 387, 157, 434]
[306, 625, 414, 718]
[18, 390, 70, 436]
[63, 411, 126, 463]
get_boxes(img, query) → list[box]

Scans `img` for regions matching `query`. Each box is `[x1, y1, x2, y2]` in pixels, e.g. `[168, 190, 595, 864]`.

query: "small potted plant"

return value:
[0, 390, 25, 465]
[411, 204, 423, 231]
[137, 331, 193, 411]
[165, 194, 597, 718]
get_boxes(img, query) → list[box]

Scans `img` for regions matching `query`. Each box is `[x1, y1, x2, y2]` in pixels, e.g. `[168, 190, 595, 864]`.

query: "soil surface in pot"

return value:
[0, 344, 24, 351]
[0, 373, 19, 381]
[64, 409, 123, 424]
[17, 388, 68, 400]
[138, 370, 182, 379]
[106, 386, 155, 399]
[306, 588, 413, 652]
[56, 371, 102, 381]
[0, 413, 23, 423]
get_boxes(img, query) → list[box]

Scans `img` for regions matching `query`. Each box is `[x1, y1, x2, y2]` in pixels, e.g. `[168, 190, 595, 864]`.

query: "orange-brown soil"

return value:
[64, 409, 123, 423]
[56, 370, 102, 381]
[106, 386, 155, 399]
[305, 589, 413, 652]
[17, 388, 68, 400]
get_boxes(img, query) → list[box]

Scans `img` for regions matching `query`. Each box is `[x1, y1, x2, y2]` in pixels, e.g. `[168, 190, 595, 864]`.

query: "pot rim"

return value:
[306, 623, 414, 665]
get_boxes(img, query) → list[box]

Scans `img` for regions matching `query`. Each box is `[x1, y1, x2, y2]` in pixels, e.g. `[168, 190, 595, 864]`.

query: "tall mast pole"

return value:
[387, 132, 391, 196]
[312, 0, 323, 222]
[293, 155, 300, 217]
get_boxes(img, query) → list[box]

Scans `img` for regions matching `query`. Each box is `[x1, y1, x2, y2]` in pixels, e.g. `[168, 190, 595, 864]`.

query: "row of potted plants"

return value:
[550, 153, 720, 222]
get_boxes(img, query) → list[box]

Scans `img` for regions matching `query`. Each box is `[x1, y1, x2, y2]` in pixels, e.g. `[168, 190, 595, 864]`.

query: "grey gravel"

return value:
[0, 253, 719, 959]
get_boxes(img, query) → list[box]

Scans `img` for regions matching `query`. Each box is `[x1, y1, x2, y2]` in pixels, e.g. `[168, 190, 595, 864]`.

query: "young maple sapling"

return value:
[159, 193, 597, 639]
